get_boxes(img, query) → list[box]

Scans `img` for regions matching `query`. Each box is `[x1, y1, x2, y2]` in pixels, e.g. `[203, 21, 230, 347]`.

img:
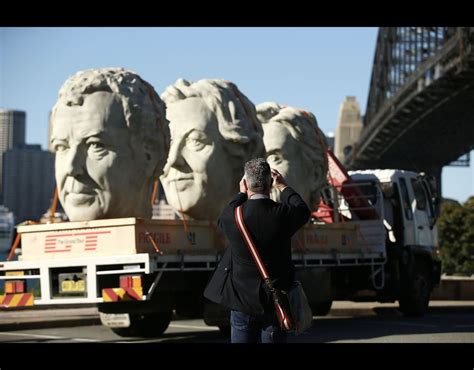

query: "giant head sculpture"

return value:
[50, 67, 170, 221]
[257, 102, 328, 208]
[160, 78, 264, 220]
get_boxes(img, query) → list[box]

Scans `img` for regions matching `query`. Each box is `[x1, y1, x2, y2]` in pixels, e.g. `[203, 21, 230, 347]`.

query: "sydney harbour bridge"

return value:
[344, 27, 474, 189]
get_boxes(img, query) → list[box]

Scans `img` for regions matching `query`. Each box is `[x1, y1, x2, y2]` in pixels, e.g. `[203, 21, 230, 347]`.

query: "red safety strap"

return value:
[151, 180, 159, 206]
[49, 186, 59, 223]
[234, 205, 292, 331]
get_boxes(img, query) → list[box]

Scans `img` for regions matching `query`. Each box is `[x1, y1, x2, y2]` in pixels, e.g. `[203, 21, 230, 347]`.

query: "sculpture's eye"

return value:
[87, 140, 107, 156]
[89, 142, 105, 150]
[186, 137, 205, 151]
[53, 141, 68, 153]
[55, 144, 67, 152]
[185, 131, 209, 152]
[267, 153, 283, 165]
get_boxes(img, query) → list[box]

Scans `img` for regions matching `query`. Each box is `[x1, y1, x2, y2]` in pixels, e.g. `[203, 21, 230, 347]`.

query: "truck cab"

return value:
[349, 169, 442, 316]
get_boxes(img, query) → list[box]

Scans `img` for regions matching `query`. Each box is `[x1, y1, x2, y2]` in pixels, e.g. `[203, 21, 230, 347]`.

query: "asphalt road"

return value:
[1, 311, 473, 343]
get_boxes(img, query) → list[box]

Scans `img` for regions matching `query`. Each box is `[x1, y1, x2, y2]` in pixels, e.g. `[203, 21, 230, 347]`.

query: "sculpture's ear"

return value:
[132, 135, 165, 181]
[310, 163, 327, 206]
[140, 122, 170, 180]
[225, 135, 265, 161]
[148, 144, 167, 179]
[250, 137, 266, 159]
[144, 146, 156, 173]
[225, 142, 246, 159]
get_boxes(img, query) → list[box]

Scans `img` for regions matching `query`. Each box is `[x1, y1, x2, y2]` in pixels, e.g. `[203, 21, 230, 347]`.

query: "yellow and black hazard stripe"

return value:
[0, 293, 34, 308]
[102, 287, 143, 302]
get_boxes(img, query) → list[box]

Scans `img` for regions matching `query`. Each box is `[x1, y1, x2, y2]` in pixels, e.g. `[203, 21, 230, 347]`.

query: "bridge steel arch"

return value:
[346, 27, 474, 179]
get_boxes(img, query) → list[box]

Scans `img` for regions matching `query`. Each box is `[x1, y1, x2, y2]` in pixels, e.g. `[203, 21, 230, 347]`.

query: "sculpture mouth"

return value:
[63, 178, 97, 197]
[169, 176, 194, 192]
[170, 176, 194, 182]
[65, 192, 96, 206]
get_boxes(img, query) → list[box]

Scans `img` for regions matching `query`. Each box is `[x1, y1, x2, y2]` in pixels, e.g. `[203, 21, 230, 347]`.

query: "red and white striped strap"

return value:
[234, 205, 269, 280]
[234, 205, 292, 330]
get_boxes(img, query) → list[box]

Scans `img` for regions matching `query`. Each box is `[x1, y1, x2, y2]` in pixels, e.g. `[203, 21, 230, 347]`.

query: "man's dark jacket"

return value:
[204, 187, 310, 315]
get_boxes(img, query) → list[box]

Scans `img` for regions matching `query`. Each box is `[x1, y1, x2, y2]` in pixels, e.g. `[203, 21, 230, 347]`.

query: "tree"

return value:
[437, 197, 474, 276]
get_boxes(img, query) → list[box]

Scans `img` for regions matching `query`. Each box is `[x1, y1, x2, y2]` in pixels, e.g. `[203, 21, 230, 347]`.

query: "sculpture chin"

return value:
[170, 178, 194, 192]
[64, 208, 103, 222]
[166, 190, 199, 214]
[162, 175, 201, 213]
[62, 194, 105, 221]
[65, 192, 95, 207]
[163, 185, 224, 220]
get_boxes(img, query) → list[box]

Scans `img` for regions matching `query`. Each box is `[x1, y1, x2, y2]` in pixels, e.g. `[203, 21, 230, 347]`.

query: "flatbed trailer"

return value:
[1, 175, 439, 337]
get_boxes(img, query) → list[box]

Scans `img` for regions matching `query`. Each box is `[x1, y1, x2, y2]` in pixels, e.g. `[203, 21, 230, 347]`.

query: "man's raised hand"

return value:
[240, 175, 248, 194]
[271, 169, 288, 191]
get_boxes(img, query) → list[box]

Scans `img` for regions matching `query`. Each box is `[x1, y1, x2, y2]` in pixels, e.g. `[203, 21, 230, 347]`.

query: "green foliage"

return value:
[437, 196, 474, 276]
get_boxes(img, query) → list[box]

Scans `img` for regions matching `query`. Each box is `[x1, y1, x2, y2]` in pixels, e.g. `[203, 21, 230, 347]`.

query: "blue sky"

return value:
[1, 27, 472, 203]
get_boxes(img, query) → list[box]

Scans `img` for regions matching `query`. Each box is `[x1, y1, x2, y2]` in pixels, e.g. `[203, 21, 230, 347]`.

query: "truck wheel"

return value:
[218, 324, 231, 338]
[176, 305, 203, 319]
[311, 301, 333, 316]
[398, 264, 431, 317]
[111, 311, 173, 338]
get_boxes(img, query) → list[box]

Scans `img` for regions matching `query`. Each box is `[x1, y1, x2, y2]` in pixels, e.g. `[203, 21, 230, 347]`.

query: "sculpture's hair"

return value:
[244, 158, 272, 193]
[51, 67, 170, 178]
[161, 78, 264, 163]
[256, 102, 328, 204]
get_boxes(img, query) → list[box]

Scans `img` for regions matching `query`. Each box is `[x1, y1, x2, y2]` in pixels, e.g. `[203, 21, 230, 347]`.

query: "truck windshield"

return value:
[411, 178, 427, 211]
[421, 179, 437, 224]
[399, 178, 413, 220]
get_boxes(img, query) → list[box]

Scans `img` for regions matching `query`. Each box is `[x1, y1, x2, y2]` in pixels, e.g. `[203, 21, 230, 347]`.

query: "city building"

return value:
[0, 109, 26, 199]
[2, 144, 55, 224]
[0, 205, 14, 255]
[334, 96, 363, 163]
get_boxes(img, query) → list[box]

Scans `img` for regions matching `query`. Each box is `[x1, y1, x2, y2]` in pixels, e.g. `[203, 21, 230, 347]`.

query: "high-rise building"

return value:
[0, 109, 26, 199]
[3, 144, 55, 224]
[334, 96, 363, 163]
[0, 205, 14, 255]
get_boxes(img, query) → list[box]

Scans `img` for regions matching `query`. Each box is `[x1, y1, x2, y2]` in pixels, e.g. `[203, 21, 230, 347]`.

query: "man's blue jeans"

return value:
[230, 309, 287, 343]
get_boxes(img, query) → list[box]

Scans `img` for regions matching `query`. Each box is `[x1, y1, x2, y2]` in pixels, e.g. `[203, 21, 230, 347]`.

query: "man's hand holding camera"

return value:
[271, 169, 288, 192]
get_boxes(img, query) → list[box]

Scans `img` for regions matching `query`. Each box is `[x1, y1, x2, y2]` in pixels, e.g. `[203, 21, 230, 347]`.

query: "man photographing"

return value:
[205, 158, 310, 343]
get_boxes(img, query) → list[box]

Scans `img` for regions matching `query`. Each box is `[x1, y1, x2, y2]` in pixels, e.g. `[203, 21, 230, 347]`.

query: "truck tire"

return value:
[218, 324, 231, 338]
[311, 301, 333, 316]
[176, 305, 203, 319]
[398, 264, 431, 317]
[111, 311, 172, 338]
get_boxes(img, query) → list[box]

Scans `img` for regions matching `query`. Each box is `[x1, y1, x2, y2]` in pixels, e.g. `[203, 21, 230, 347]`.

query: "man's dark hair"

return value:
[244, 158, 272, 193]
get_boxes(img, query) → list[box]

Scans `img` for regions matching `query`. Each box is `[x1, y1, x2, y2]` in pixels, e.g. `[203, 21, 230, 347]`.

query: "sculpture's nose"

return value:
[163, 139, 186, 175]
[64, 145, 85, 177]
